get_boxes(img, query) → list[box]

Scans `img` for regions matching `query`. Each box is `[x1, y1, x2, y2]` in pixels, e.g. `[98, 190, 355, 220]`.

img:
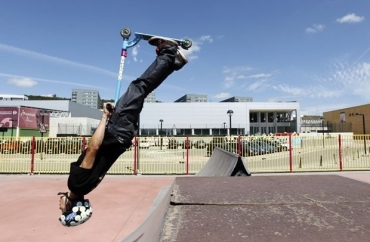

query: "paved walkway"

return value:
[0, 174, 174, 242]
[1, 172, 370, 242]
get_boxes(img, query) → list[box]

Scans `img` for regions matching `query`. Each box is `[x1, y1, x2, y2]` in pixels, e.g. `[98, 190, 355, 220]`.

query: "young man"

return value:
[58, 37, 188, 227]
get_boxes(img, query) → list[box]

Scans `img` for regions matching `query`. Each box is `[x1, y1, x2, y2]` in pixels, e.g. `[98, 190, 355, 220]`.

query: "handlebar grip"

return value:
[106, 103, 114, 112]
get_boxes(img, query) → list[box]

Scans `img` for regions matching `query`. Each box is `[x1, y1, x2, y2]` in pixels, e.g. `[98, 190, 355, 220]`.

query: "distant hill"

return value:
[26, 95, 70, 101]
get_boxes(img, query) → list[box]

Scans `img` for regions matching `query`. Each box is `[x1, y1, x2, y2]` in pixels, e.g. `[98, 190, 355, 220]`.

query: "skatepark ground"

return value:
[1, 172, 370, 242]
[0, 174, 175, 242]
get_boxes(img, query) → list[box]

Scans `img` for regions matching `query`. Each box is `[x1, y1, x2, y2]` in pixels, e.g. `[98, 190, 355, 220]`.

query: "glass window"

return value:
[261, 112, 266, 123]
[268, 127, 276, 134]
[177, 129, 192, 135]
[141, 129, 156, 136]
[250, 112, 258, 123]
[194, 129, 210, 135]
[268, 112, 274, 122]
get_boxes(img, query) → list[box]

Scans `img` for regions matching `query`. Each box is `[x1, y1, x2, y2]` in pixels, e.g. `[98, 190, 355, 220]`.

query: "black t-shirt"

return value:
[67, 130, 127, 196]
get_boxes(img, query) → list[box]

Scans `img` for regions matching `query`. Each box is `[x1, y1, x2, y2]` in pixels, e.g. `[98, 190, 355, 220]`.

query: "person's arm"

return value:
[80, 103, 113, 169]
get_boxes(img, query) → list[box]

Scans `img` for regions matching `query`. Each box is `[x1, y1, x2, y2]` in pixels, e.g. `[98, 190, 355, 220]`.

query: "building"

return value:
[0, 99, 300, 137]
[0, 100, 101, 137]
[71, 89, 101, 109]
[144, 92, 157, 103]
[323, 104, 370, 134]
[175, 94, 207, 103]
[139, 102, 300, 136]
[220, 96, 253, 102]
[0, 94, 28, 101]
[300, 115, 327, 133]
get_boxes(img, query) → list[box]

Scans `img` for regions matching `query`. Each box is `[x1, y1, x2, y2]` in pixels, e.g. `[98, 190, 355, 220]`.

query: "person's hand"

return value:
[103, 102, 114, 118]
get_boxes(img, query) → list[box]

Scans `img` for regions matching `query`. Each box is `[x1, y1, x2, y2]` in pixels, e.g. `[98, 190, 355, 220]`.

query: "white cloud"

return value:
[247, 79, 268, 92]
[271, 60, 370, 101]
[336, 13, 365, 23]
[332, 62, 370, 99]
[223, 66, 253, 74]
[132, 45, 139, 62]
[273, 84, 305, 96]
[1, 73, 113, 90]
[7, 77, 37, 87]
[0, 43, 117, 77]
[222, 66, 272, 89]
[247, 73, 272, 79]
[305, 24, 325, 34]
[199, 35, 213, 43]
[182, 35, 213, 61]
[272, 82, 342, 99]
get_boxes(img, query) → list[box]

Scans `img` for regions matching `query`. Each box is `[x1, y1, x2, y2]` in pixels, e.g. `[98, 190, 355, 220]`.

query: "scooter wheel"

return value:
[120, 28, 131, 38]
[181, 38, 192, 49]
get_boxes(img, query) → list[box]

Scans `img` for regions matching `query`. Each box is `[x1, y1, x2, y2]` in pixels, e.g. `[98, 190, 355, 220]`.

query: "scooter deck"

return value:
[135, 32, 192, 49]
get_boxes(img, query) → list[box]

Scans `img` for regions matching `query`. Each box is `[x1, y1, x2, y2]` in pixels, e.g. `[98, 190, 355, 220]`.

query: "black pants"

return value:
[106, 46, 177, 147]
[67, 46, 178, 196]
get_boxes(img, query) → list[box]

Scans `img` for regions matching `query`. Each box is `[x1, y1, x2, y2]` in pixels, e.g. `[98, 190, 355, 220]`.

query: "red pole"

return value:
[30, 136, 35, 174]
[186, 136, 189, 175]
[133, 137, 137, 175]
[237, 136, 241, 156]
[82, 136, 86, 152]
[289, 133, 293, 173]
[338, 134, 343, 171]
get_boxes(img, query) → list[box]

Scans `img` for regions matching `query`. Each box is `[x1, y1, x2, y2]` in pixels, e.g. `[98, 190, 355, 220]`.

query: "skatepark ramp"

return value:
[121, 183, 174, 242]
[196, 147, 251, 176]
[121, 148, 252, 241]
[123, 174, 370, 242]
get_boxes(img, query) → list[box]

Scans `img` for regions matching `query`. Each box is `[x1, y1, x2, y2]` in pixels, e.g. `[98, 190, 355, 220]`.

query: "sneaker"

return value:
[148, 36, 179, 48]
[173, 49, 188, 71]
[148, 36, 178, 54]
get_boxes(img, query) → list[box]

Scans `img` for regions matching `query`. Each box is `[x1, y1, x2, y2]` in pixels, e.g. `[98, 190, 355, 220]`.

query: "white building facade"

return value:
[139, 102, 300, 136]
[0, 100, 300, 137]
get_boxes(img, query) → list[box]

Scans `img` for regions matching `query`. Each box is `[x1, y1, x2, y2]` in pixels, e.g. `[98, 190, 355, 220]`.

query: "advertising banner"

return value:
[0, 107, 50, 130]
[19, 107, 50, 129]
[0, 107, 18, 128]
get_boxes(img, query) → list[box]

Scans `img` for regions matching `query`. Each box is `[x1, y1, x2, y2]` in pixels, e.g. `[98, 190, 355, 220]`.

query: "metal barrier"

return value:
[0, 134, 369, 174]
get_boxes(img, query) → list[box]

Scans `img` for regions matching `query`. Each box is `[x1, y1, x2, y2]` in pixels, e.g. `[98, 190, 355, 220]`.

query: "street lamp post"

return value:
[9, 119, 16, 141]
[356, 113, 367, 155]
[159, 119, 163, 150]
[10, 119, 14, 140]
[227, 110, 233, 142]
[39, 110, 47, 160]
[223, 122, 226, 135]
[39, 109, 47, 138]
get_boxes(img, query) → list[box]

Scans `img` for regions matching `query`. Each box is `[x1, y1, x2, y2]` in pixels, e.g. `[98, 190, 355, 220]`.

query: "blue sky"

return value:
[1, 0, 370, 115]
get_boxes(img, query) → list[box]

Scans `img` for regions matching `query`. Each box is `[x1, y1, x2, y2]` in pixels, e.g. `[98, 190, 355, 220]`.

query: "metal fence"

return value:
[0, 134, 369, 174]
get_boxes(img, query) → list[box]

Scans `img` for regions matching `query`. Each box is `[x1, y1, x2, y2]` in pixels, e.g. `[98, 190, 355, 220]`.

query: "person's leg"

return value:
[107, 45, 181, 146]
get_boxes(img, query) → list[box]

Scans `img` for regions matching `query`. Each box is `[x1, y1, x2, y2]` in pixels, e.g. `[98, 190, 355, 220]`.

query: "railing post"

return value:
[237, 135, 241, 156]
[82, 136, 86, 152]
[133, 136, 137, 175]
[186, 136, 189, 175]
[338, 134, 343, 171]
[289, 133, 293, 173]
[30, 136, 35, 175]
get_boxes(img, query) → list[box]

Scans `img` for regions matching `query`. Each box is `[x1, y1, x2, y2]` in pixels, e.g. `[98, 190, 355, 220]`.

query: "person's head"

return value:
[58, 192, 92, 227]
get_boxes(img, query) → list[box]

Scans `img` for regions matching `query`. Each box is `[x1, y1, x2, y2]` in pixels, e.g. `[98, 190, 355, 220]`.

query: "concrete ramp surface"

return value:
[196, 147, 251, 176]
[122, 175, 370, 241]
[121, 184, 174, 242]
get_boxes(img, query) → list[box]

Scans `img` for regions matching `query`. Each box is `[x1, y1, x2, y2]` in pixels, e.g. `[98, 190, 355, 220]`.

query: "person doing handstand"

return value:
[58, 37, 188, 227]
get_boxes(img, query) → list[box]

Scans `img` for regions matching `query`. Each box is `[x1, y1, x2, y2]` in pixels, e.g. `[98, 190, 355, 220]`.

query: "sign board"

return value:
[0, 107, 18, 128]
[0, 107, 50, 130]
